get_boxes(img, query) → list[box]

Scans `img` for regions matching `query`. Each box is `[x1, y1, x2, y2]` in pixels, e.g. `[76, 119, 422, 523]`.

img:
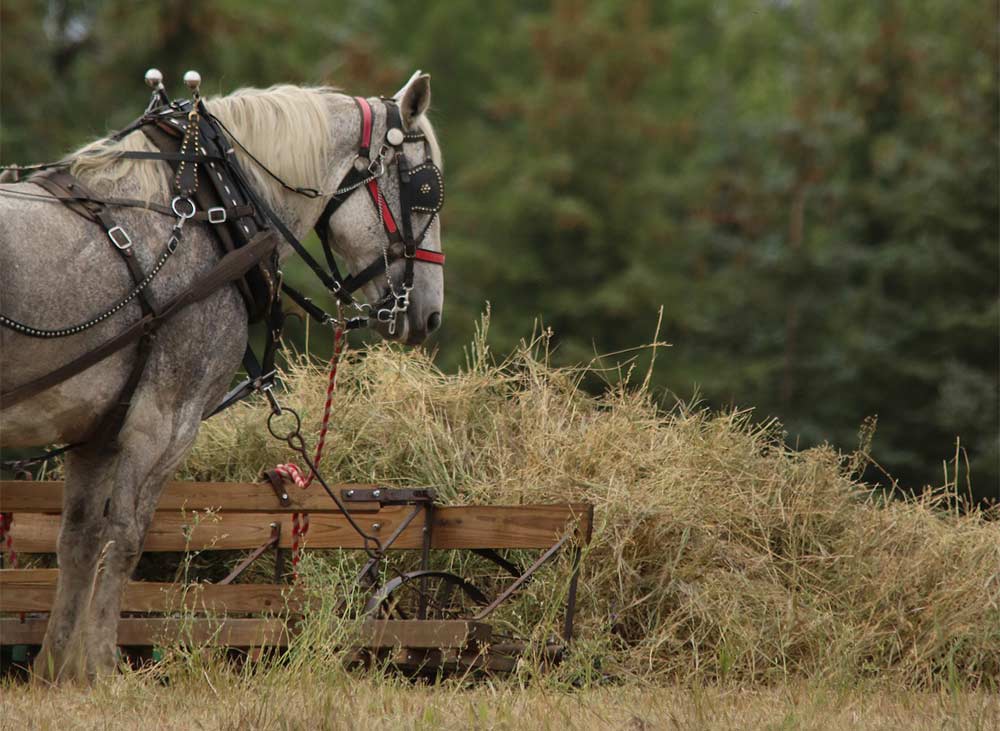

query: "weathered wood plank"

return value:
[0, 617, 493, 652]
[5, 507, 424, 553]
[358, 620, 492, 649]
[0, 617, 290, 646]
[0, 570, 302, 613]
[432, 504, 594, 549]
[6, 504, 591, 553]
[0, 480, 381, 514]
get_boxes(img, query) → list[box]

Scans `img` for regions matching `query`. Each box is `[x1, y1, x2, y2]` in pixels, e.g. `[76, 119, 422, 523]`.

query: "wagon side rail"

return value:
[0, 480, 593, 668]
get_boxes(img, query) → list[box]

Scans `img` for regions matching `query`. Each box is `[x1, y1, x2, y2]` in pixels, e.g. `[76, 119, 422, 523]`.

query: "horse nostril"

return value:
[427, 311, 441, 333]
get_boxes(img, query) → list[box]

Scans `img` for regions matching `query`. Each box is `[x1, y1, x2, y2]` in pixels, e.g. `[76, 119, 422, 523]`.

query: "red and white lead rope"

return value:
[272, 325, 345, 579]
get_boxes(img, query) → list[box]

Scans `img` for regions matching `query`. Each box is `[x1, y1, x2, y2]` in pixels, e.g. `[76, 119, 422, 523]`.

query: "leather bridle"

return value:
[310, 96, 445, 335]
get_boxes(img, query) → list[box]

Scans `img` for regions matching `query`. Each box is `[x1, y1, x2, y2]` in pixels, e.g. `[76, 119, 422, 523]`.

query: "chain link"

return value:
[1, 204, 193, 339]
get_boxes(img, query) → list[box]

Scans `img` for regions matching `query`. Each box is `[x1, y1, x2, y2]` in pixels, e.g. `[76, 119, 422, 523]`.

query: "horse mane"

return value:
[66, 84, 442, 210]
[66, 85, 334, 208]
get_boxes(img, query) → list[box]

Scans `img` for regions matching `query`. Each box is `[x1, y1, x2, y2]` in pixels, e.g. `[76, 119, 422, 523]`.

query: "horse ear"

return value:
[396, 71, 431, 127]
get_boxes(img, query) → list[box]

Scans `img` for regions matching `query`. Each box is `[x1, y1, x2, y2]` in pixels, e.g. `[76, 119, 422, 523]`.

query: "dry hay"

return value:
[178, 320, 1000, 688]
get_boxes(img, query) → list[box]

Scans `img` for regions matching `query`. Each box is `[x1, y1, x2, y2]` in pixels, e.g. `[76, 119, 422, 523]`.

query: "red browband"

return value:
[358, 98, 373, 150]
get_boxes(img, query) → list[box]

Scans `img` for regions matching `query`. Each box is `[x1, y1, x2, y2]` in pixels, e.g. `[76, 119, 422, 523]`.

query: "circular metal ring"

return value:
[171, 196, 197, 219]
[267, 408, 302, 443]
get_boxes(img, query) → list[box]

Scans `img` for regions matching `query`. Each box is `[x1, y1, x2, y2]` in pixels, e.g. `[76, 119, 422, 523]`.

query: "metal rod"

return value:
[471, 548, 523, 578]
[352, 504, 424, 588]
[563, 545, 582, 644]
[218, 522, 280, 585]
[474, 532, 571, 621]
[273, 523, 285, 583]
[295, 446, 384, 557]
[418, 503, 434, 619]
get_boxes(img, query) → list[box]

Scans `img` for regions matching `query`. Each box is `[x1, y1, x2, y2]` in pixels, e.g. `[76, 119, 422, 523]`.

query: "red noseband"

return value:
[413, 249, 445, 265]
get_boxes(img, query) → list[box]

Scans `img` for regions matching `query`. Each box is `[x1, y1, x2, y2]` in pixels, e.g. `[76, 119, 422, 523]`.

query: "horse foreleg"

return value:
[34, 445, 120, 684]
[83, 398, 204, 677]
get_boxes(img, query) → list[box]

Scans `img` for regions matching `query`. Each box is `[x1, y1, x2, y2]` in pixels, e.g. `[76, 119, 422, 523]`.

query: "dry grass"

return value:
[172, 317, 1000, 689]
[2, 669, 998, 731]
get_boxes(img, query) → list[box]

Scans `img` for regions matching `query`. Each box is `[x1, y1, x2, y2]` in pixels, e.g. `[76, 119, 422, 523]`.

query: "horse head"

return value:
[316, 72, 445, 346]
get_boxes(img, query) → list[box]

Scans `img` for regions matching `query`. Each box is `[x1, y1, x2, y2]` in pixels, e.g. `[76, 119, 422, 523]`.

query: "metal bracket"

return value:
[264, 470, 292, 507]
[218, 522, 281, 585]
[341, 487, 435, 505]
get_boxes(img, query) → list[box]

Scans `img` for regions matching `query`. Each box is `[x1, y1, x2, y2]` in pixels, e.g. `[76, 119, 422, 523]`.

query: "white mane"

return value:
[68, 86, 335, 212]
[67, 84, 441, 213]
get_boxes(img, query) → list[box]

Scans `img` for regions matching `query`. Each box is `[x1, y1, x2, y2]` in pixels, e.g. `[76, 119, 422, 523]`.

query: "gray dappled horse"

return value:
[0, 73, 444, 682]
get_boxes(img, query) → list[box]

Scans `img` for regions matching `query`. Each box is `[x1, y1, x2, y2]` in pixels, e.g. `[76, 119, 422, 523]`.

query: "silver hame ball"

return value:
[145, 68, 164, 88]
[183, 70, 202, 90]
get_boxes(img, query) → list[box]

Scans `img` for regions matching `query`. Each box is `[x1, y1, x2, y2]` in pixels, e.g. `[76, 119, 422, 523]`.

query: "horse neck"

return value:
[218, 93, 362, 261]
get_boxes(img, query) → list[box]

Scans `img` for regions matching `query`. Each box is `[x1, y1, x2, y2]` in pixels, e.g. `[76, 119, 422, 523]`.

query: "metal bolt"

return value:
[372, 489, 381, 499]
[346, 489, 355, 497]
[371, 523, 382, 532]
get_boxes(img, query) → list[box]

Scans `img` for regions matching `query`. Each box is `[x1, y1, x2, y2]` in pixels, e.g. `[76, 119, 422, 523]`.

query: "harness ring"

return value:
[170, 195, 197, 219]
[267, 407, 302, 444]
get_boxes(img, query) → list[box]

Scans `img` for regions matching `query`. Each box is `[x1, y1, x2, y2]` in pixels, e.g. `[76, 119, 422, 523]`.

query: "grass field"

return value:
[3, 670, 999, 730]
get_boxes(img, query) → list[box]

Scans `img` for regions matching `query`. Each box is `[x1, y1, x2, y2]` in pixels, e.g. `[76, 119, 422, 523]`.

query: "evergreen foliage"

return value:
[1, 0, 996, 500]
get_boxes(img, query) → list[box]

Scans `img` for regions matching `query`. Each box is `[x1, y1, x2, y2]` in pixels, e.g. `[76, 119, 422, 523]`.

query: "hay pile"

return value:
[180, 324, 1000, 687]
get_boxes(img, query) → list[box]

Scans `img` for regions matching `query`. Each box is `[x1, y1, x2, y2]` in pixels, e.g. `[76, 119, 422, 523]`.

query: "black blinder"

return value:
[408, 163, 444, 214]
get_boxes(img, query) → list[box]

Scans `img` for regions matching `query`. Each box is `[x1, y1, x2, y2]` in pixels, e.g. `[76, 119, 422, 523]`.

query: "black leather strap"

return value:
[1, 231, 278, 408]
[33, 170, 158, 318]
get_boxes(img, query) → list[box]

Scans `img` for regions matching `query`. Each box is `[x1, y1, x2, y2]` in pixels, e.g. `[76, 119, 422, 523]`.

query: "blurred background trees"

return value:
[1, 0, 996, 502]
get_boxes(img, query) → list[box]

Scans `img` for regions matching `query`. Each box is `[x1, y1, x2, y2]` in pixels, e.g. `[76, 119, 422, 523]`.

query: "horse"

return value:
[0, 72, 444, 682]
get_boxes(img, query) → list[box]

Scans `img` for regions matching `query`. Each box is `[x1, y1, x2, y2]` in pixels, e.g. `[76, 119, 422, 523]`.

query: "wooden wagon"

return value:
[0, 480, 592, 674]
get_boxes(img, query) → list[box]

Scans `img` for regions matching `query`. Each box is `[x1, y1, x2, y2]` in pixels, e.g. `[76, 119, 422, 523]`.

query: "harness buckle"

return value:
[376, 308, 394, 323]
[207, 206, 227, 224]
[107, 226, 132, 251]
